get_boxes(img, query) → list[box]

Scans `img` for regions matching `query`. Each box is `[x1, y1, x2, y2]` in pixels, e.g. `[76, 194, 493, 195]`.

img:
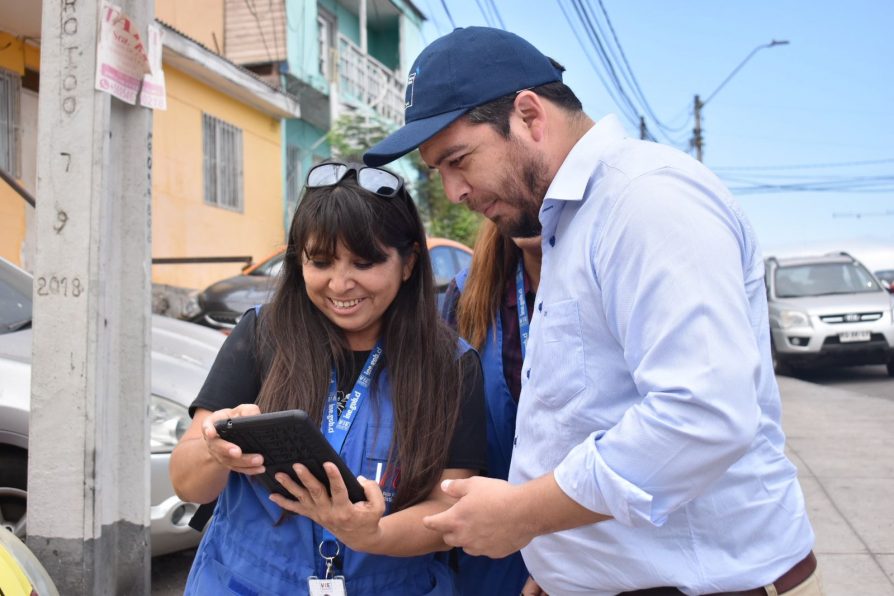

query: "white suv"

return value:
[765, 252, 894, 376]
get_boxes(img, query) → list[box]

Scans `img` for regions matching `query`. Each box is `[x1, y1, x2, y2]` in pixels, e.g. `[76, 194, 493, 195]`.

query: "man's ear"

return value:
[403, 243, 419, 281]
[513, 91, 548, 142]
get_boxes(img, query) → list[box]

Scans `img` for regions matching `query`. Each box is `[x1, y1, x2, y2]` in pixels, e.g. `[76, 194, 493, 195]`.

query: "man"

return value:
[364, 27, 819, 596]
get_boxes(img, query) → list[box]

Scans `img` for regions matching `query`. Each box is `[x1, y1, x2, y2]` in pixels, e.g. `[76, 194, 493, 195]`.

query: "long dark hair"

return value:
[256, 173, 464, 511]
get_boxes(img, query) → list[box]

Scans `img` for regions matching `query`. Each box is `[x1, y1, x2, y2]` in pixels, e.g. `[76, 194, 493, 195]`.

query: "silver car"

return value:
[0, 257, 224, 556]
[765, 252, 894, 376]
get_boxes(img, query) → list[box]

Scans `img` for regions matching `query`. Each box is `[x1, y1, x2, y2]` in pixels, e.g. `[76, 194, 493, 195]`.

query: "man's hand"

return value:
[521, 576, 548, 596]
[422, 476, 535, 558]
[423, 473, 611, 558]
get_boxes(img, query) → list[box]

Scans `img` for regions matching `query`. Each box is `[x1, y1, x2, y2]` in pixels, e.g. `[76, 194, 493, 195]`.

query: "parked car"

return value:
[765, 252, 894, 376]
[0, 257, 225, 556]
[190, 237, 473, 330]
[874, 269, 894, 292]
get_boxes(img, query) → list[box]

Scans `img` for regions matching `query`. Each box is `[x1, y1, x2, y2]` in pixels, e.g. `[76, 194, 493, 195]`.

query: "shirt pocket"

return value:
[529, 298, 587, 408]
[364, 424, 397, 509]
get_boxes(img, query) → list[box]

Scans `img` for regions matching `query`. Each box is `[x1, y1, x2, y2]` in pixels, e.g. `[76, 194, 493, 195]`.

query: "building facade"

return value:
[0, 3, 300, 296]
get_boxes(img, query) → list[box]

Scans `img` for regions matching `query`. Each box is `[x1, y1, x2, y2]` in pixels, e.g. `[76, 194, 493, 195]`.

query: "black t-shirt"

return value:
[191, 309, 487, 472]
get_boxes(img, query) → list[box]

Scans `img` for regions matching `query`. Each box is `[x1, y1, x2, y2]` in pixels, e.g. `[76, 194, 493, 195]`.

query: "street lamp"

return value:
[691, 40, 789, 162]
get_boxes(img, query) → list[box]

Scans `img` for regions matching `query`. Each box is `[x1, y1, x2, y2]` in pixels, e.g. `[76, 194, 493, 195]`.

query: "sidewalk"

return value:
[778, 376, 894, 595]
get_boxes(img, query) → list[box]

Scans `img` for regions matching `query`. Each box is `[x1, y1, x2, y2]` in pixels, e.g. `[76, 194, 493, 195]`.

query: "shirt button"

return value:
[538, 302, 543, 312]
[526, 369, 530, 379]
[549, 235, 556, 246]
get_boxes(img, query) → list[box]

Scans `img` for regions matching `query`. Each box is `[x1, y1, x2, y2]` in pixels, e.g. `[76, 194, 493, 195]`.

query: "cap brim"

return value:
[363, 107, 469, 167]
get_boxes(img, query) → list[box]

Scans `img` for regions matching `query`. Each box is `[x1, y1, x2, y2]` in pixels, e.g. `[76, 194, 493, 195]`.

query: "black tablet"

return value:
[214, 409, 366, 503]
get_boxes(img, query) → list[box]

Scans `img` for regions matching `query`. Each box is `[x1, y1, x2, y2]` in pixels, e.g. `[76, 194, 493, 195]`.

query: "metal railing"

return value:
[336, 34, 404, 125]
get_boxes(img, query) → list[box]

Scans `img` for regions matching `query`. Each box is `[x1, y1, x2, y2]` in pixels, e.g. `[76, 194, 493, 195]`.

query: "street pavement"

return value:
[778, 375, 894, 595]
[150, 375, 894, 595]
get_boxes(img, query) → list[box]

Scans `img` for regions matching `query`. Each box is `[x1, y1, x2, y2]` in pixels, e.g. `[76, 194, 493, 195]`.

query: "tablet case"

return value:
[215, 409, 367, 503]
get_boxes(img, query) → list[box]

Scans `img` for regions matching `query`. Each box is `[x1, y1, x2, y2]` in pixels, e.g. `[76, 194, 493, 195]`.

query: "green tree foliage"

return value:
[327, 113, 482, 248]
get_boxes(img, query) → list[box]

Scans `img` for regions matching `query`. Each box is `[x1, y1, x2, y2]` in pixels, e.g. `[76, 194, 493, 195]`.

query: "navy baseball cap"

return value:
[363, 27, 564, 167]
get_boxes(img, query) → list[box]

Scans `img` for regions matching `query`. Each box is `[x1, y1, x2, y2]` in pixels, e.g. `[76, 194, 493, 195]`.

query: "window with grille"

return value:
[286, 145, 303, 207]
[317, 7, 336, 81]
[202, 113, 244, 211]
[0, 69, 21, 178]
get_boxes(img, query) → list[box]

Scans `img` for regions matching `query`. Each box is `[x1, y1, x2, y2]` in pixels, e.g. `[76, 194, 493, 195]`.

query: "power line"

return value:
[474, 0, 495, 27]
[560, 0, 641, 131]
[571, 0, 640, 121]
[724, 174, 894, 194]
[713, 158, 894, 171]
[439, 0, 457, 29]
[596, 0, 690, 134]
[243, 0, 275, 64]
[486, 0, 506, 29]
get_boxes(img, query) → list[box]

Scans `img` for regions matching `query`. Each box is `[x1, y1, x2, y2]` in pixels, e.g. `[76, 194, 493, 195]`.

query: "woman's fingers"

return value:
[357, 475, 386, 515]
[293, 464, 330, 504]
[323, 462, 352, 505]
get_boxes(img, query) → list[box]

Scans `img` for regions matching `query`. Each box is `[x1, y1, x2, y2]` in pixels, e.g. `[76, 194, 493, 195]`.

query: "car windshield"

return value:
[249, 253, 284, 277]
[0, 259, 34, 334]
[775, 262, 881, 298]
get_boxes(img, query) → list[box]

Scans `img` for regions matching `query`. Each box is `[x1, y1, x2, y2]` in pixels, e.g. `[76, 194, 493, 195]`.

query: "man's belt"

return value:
[619, 550, 817, 596]
[706, 551, 817, 596]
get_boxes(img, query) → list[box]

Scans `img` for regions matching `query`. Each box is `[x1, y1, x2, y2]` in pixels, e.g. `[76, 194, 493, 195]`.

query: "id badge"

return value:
[308, 576, 347, 596]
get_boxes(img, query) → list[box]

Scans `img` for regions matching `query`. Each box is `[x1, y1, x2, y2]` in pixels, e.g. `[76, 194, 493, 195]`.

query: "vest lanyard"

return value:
[323, 342, 383, 454]
[317, 341, 383, 575]
[516, 261, 530, 361]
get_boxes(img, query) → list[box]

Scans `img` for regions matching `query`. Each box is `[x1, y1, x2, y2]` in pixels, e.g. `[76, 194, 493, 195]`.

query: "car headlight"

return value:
[779, 309, 811, 329]
[181, 291, 201, 319]
[150, 395, 191, 454]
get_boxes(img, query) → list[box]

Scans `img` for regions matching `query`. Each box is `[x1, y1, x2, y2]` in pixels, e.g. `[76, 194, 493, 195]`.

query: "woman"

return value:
[170, 162, 486, 595]
[441, 220, 541, 596]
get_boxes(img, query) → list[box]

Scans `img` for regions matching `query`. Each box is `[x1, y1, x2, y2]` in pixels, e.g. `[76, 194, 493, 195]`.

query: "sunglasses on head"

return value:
[306, 162, 404, 198]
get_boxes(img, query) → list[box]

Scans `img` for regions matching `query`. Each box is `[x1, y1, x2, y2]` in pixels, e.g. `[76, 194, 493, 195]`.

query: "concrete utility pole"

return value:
[692, 94, 704, 162]
[30, 1, 154, 594]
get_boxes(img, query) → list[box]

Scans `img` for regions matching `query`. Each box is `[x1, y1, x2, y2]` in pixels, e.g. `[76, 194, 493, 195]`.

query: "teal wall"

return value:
[282, 119, 331, 230]
[285, 0, 326, 93]
[368, 21, 399, 70]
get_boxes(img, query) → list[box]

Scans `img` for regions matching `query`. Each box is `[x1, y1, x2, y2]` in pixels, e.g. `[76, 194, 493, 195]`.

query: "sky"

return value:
[413, 0, 894, 271]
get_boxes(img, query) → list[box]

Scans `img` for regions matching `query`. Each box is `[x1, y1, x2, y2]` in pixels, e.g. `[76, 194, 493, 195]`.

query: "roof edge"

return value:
[158, 20, 300, 120]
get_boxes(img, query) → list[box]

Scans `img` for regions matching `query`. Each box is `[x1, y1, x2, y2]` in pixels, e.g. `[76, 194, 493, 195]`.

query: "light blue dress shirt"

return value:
[509, 115, 814, 595]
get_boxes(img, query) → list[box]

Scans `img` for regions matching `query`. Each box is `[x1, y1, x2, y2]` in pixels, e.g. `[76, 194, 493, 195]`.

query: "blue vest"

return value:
[453, 270, 528, 595]
[185, 365, 459, 596]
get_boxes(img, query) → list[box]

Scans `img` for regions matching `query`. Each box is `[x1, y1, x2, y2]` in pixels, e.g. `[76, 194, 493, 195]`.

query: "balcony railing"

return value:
[337, 33, 404, 125]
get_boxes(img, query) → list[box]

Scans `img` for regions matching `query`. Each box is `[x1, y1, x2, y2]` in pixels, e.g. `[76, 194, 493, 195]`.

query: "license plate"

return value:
[839, 331, 871, 343]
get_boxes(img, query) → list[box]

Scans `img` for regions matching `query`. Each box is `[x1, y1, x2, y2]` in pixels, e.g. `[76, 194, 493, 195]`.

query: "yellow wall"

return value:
[150, 65, 285, 289]
[0, 30, 285, 288]
[155, 0, 224, 53]
[0, 33, 28, 267]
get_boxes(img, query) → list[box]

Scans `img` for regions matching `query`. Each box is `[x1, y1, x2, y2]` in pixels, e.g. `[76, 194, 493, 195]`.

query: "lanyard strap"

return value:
[318, 342, 383, 569]
[516, 261, 530, 361]
[323, 342, 383, 454]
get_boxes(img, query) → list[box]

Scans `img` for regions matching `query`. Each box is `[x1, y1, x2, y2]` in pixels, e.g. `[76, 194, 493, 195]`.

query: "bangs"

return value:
[296, 184, 391, 263]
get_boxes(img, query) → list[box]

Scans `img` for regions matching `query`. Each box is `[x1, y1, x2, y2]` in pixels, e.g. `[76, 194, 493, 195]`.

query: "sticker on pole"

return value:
[140, 23, 167, 110]
[95, 2, 152, 105]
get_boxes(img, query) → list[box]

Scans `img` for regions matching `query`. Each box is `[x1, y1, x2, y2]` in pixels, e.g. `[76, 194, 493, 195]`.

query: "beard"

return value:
[487, 139, 550, 238]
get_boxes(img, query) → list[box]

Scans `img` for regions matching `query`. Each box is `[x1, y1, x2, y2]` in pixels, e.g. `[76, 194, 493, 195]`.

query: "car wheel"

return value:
[887, 358, 894, 377]
[0, 448, 27, 539]
[771, 342, 793, 376]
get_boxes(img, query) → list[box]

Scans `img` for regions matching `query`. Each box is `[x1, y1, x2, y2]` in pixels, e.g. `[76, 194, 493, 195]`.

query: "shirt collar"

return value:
[544, 114, 629, 203]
